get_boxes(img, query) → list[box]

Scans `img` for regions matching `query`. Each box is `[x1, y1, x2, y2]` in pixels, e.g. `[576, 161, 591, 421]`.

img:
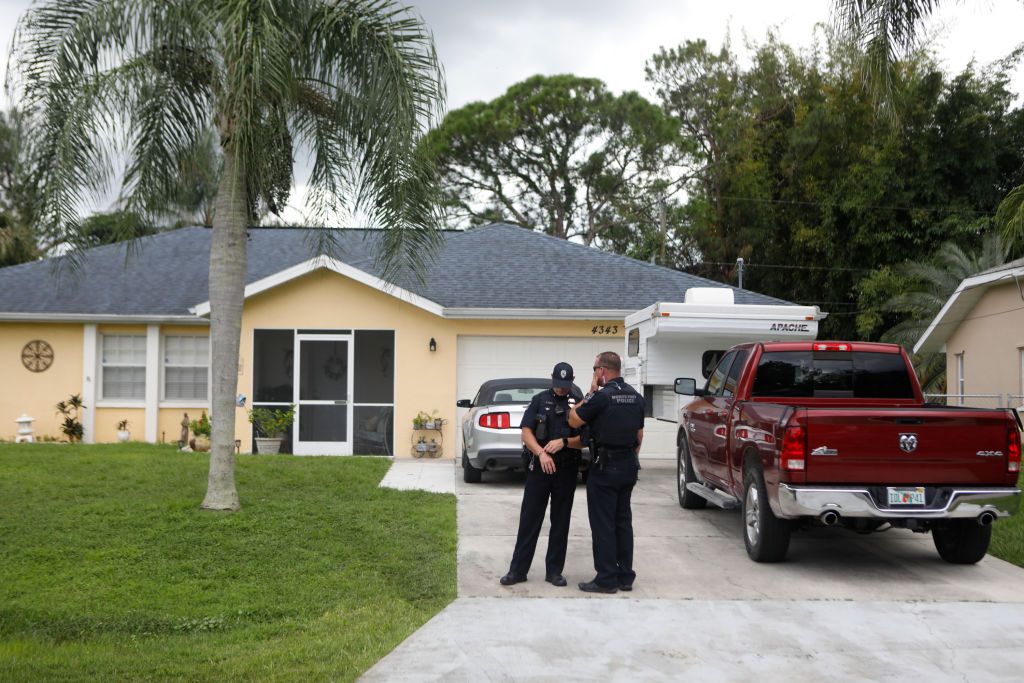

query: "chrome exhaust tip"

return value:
[978, 511, 996, 526]
[820, 510, 840, 527]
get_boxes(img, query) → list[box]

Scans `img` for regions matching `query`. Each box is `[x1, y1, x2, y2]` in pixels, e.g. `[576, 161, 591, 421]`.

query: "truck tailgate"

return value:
[804, 408, 1012, 485]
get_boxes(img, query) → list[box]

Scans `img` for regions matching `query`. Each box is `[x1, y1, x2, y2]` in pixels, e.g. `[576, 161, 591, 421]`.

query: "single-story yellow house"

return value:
[915, 256, 1024, 410]
[1, 222, 790, 456]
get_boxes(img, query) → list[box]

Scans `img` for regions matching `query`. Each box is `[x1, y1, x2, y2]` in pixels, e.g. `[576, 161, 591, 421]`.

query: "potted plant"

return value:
[248, 405, 295, 455]
[189, 411, 212, 452]
[116, 419, 131, 442]
[413, 410, 445, 430]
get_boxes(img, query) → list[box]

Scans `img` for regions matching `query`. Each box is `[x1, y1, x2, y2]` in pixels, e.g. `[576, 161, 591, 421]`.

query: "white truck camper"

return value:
[623, 288, 825, 430]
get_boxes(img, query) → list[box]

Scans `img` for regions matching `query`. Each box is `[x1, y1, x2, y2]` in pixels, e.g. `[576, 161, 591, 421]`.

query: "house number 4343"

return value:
[591, 325, 619, 335]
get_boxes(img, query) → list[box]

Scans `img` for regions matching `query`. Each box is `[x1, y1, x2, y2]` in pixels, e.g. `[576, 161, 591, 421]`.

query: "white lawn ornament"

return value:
[15, 414, 36, 443]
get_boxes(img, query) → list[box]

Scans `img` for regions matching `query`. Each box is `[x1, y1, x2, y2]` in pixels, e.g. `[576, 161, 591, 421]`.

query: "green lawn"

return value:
[0, 444, 456, 682]
[990, 472, 1024, 567]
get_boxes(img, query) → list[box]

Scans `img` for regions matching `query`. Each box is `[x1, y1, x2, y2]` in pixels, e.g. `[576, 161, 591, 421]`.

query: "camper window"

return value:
[628, 329, 640, 357]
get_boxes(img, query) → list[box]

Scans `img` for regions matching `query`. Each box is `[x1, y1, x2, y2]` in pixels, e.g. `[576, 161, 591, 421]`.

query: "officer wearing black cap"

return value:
[568, 350, 645, 594]
[500, 362, 584, 588]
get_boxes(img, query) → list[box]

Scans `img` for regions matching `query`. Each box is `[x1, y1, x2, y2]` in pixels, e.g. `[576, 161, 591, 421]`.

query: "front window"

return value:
[164, 335, 210, 400]
[707, 351, 737, 396]
[722, 350, 750, 398]
[101, 335, 146, 400]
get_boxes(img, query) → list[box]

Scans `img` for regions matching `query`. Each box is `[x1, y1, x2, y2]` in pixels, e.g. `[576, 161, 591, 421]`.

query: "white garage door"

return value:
[456, 335, 675, 459]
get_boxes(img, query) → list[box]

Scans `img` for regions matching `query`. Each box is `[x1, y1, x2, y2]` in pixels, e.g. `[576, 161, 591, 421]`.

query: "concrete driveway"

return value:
[363, 459, 1024, 681]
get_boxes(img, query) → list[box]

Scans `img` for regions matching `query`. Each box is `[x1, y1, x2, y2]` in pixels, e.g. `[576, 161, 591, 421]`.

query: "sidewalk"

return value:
[378, 457, 456, 494]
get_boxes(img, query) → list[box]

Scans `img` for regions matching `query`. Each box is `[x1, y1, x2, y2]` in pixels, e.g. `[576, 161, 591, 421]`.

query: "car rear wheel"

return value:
[677, 437, 706, 509]
[932, 520, 992, 564]
[742, 466, 790, 562]
[462, 449, 482, 483]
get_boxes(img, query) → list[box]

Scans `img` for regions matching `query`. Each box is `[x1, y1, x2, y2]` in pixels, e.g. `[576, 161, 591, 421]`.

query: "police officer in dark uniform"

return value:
[500, 362, 584, 587]
[568, 351, 645, 594]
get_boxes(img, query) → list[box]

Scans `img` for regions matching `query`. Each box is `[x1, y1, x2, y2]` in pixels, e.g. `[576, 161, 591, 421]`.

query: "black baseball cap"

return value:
[551, 362, 574, 389]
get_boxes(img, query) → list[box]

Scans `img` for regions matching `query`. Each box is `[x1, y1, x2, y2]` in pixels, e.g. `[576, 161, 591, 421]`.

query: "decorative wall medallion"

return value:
[22, 340, 55, 373]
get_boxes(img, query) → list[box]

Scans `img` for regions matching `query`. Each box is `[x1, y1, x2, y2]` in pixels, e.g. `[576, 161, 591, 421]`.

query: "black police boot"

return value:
[499, 572, 527, 586]
[545, 573, 567, 587]
[578, 580, 617, 594]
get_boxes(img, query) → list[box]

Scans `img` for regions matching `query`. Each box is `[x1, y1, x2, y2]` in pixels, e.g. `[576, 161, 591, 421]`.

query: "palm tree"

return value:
[880, 232, 1010, 391]
[833, 0, 1024, 249]
[10, 0, 445, 510]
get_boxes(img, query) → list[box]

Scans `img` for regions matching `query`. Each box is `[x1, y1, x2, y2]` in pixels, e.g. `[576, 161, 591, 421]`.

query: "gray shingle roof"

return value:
[0, 222, 789, 317]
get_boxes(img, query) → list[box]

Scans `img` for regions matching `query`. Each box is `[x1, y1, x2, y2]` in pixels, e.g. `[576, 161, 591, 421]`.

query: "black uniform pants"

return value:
[586, 453, 639, 588]
[508, 453, 579, 577]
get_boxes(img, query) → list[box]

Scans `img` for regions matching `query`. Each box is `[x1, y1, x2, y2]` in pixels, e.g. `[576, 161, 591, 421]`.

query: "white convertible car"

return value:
[457, 377, 583, 483]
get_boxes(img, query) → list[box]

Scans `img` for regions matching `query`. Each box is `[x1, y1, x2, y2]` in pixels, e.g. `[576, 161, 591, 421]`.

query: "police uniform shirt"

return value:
[574, 378, 645, 448]
[520, 389, 582, 447]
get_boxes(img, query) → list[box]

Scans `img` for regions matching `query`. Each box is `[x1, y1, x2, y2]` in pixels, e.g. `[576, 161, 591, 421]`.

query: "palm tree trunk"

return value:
[202, 146, 246, 511]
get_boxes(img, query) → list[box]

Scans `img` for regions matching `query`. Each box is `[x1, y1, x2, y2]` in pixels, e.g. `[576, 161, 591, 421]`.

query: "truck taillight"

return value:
[1008, 426, 1021, 473]
[479, 412, 511, 429]
[780, 426, 806, 471]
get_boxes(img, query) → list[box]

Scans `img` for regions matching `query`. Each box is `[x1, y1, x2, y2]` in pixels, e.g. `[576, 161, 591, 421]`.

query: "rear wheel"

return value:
[742, 466, 790, 562]
[677, 437, 706, 509]
[462, 449, 482, 483]
[933, 520, 992, 564]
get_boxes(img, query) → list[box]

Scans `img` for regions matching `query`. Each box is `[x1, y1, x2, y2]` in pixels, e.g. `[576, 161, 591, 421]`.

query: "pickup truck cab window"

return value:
[722, 349, 750, 398]
[707, 350, 737, 396]
[751, 350, 915, 399]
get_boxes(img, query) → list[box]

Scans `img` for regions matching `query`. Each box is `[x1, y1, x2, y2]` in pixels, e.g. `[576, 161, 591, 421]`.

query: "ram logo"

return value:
[899, 433, 918, 453]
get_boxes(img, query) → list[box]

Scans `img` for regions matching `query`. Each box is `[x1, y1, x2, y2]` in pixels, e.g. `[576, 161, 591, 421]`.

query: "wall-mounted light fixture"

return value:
[429, 337, 437, 352]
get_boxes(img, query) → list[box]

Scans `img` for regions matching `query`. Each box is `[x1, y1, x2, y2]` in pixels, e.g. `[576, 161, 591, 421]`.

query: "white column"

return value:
[145, 325, 160, 442]
[82, 324, 98, 444]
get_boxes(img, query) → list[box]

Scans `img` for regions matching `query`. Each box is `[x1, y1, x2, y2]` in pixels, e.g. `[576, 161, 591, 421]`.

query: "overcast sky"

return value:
[2, 0, 1023, 221]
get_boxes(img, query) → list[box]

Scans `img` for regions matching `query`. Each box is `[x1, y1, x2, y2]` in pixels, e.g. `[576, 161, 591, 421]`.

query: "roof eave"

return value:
[441, 307, 635, 320]
[0, 312, 207, 324]
[914, 267, 1024, 354]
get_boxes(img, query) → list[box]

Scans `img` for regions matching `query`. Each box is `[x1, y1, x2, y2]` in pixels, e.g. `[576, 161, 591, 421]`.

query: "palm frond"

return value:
[997, 184, 1024, 252]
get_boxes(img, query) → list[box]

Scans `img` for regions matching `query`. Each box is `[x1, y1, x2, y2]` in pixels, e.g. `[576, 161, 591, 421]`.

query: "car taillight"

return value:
[479, 412, 511, 429]
[813, 343, 851, 352]
[1008, 426, 1021, 473]
[780, 425, 806, 471]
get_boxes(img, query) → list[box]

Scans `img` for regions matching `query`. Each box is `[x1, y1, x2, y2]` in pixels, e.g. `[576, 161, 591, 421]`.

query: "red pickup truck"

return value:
[674, 341, 1022, 563]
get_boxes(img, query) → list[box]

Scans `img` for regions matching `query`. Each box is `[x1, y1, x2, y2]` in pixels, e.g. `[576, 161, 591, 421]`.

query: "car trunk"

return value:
[803, 408, 1013, 485]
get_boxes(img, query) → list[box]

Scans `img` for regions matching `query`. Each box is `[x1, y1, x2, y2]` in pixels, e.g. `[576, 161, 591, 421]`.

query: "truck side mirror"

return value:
[674, 378, 697, 395]
[456, 399, 472, 408]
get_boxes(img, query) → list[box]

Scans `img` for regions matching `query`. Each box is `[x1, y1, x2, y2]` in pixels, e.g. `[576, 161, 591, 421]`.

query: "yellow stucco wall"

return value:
[94, 407, 146, 443]
[945, 281, 1024, 408]
[238, 270, 621, 456]
[0, 323, 83, 440]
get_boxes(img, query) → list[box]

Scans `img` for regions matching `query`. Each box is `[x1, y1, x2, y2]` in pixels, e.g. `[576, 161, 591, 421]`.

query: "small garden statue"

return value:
[180, 413, 190, 449]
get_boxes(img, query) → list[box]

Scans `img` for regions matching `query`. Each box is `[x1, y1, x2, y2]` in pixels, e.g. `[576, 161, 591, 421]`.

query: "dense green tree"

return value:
[834, 0, 1024, 252]
[0, 109, 40, 265]
[77, 210, 157, 247]
[647, 31, 1024, 338]
[424, 74, 692, 255]
[11, 0, 444, 510]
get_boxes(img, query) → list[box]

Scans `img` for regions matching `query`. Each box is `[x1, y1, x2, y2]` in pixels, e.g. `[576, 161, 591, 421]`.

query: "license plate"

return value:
[887, 486, 926, 505]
